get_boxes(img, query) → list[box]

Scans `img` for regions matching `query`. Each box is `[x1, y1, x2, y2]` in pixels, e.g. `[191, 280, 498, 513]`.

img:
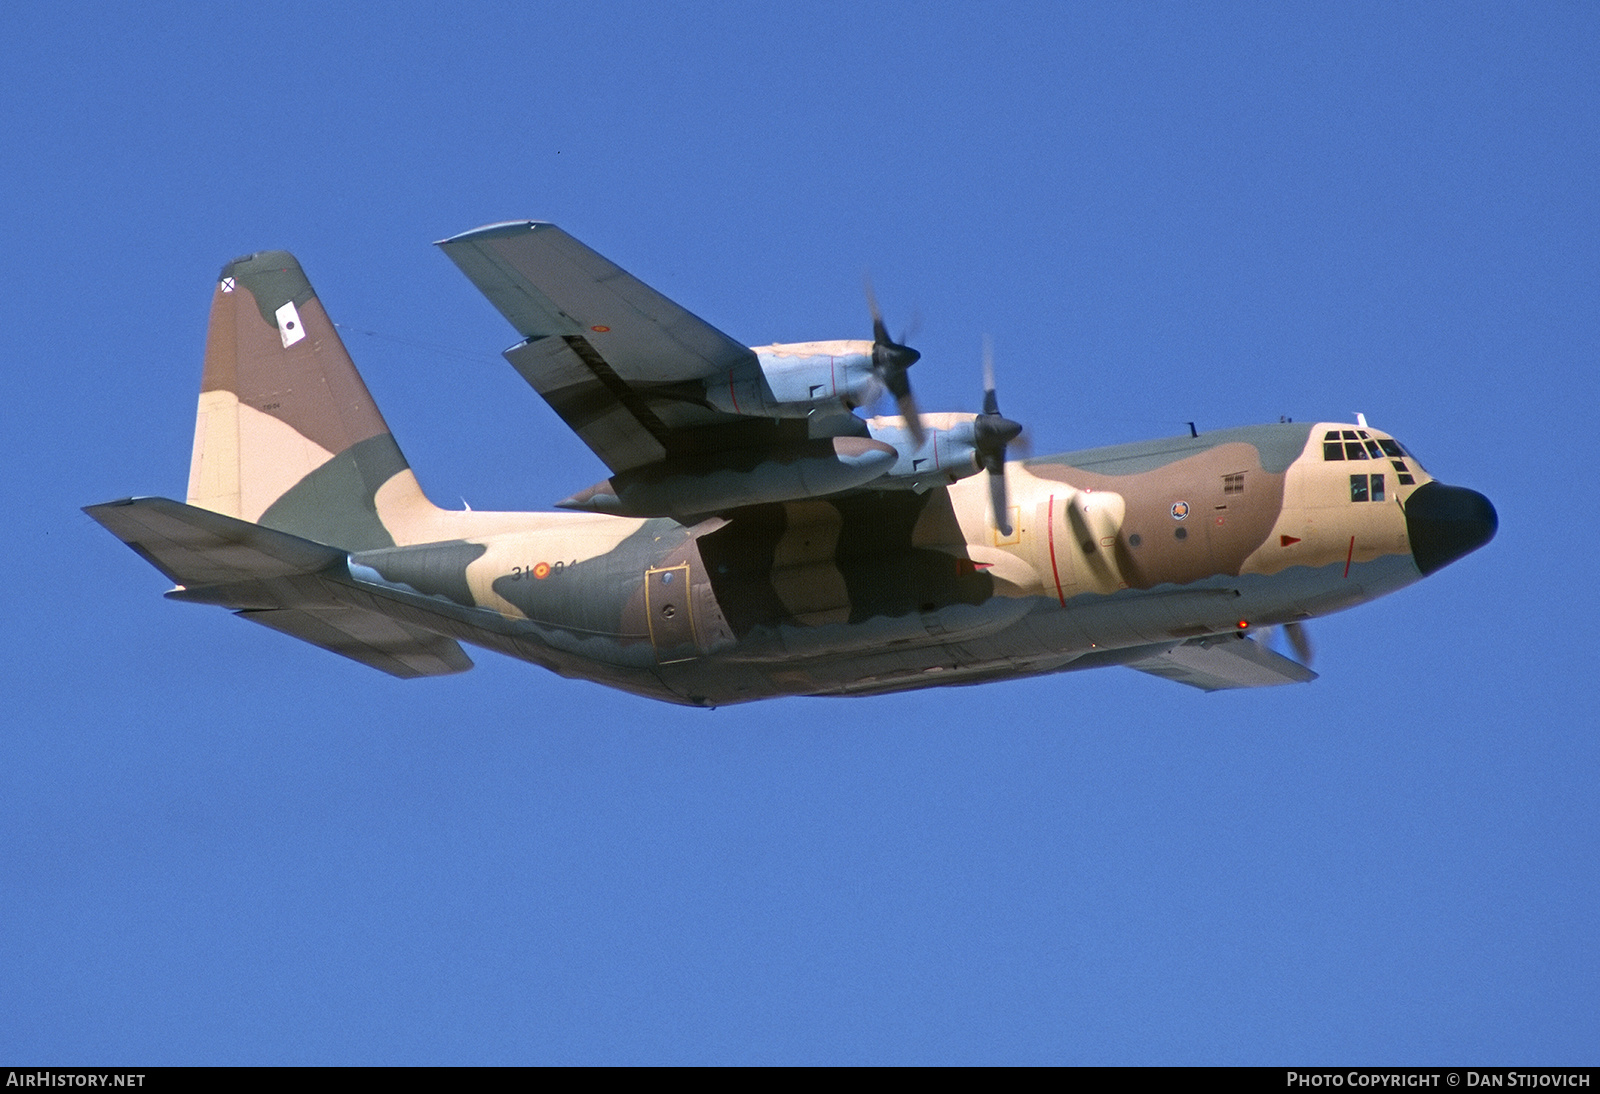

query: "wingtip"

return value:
[434, 220, 556, 247]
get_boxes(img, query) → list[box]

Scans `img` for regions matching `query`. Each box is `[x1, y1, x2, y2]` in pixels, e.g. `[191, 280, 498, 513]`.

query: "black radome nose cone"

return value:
[1405, 482, 1498, 576]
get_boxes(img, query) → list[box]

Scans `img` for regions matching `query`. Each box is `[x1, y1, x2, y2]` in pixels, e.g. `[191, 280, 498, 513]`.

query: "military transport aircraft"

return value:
[86, 222, 1497, 706]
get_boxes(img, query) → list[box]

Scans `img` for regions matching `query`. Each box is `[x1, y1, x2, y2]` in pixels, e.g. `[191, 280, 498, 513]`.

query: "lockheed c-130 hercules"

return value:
[86, 222, 1497, 706]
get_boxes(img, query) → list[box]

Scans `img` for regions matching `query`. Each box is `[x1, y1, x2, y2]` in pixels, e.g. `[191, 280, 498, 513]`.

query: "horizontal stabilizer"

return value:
[1125, 634, 1317, 691]
[84, 496, 342, 586]
[86, 497, 473, 679]
[236, 607, 473, 679]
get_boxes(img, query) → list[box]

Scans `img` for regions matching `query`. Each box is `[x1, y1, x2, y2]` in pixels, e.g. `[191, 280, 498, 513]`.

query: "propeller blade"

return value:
[863, 274, 924, 446]
[988, 459, 1012, 536]
[1284, 621, 1314, 666]
[982, 336, 999, 415]
[894, 389, 924, 445]
[974, 336, 1024, 535]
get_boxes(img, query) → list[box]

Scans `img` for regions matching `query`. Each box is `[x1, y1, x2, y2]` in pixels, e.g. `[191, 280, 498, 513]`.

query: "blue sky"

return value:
[4, 1, 1595, 1064]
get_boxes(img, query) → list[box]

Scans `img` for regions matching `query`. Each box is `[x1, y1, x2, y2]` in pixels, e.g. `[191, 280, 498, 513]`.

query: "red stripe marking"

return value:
[1047, 494, 1066, 607]
[728, 372, 739, 414]
[1343, 535, 1355, 578]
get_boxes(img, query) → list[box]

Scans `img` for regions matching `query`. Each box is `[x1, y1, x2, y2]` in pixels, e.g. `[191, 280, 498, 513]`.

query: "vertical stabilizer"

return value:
[186, 251, 440, 550]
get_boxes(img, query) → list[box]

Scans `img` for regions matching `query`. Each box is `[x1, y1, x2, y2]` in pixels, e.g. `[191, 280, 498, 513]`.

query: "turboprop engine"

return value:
[862, 413, 987, 492]
[703, 341, 882, 418]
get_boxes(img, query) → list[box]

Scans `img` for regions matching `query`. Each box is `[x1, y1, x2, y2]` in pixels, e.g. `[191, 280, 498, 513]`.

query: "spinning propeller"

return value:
[864, 277, 925, 447]
[975, 337, 1026, 536]
[1281, 621, 1314, 665]
[1262, 621, 1315, 666]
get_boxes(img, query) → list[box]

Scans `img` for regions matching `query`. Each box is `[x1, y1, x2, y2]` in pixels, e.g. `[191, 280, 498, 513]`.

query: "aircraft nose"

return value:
[1405, 481, 1498, 576]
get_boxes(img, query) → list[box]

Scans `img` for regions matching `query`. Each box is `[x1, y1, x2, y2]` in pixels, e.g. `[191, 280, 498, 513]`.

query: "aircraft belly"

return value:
[716, 596, 1036, 664]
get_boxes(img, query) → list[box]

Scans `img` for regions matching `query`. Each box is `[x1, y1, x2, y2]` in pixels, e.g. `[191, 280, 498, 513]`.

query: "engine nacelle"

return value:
[862, 413, 986, 492]
[704, 340, 880, 418]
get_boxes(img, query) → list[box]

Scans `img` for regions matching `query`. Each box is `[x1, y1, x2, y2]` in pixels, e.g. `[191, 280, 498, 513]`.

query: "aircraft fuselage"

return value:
[340, 421, 1493, 705]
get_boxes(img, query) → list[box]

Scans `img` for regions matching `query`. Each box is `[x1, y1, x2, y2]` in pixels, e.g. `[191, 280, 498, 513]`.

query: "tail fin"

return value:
[186, 251, 441, 550]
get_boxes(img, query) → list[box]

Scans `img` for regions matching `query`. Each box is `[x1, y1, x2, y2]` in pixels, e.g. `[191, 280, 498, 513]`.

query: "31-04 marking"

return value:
[509, 560, 579, 581]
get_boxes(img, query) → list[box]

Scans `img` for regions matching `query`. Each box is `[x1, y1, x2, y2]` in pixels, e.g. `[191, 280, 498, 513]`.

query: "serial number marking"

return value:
[509, 560, 579, 581]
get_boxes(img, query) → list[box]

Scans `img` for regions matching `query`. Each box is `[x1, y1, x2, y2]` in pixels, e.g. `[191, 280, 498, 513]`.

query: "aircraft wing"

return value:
[1124, 634, 1317, 691]
[438, 221, 805, 475]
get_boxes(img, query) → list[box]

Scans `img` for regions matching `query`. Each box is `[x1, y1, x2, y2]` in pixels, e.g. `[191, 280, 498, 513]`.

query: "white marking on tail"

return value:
[275, 300, 306, 348]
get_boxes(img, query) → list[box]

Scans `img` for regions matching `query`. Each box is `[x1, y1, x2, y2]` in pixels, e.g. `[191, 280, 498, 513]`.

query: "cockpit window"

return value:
[1324, 430, 1418, 471]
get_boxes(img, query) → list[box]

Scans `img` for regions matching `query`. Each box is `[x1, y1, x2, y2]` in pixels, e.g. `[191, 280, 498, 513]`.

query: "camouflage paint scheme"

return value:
[87, 227, 1497, 706]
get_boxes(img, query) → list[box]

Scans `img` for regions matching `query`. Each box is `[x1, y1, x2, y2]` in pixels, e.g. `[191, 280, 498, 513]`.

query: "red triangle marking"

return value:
[1280, 535, 1301, 547]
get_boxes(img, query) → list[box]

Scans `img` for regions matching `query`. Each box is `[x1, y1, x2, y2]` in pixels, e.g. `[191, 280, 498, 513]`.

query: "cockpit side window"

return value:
[1349, 473, 1386, 502]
